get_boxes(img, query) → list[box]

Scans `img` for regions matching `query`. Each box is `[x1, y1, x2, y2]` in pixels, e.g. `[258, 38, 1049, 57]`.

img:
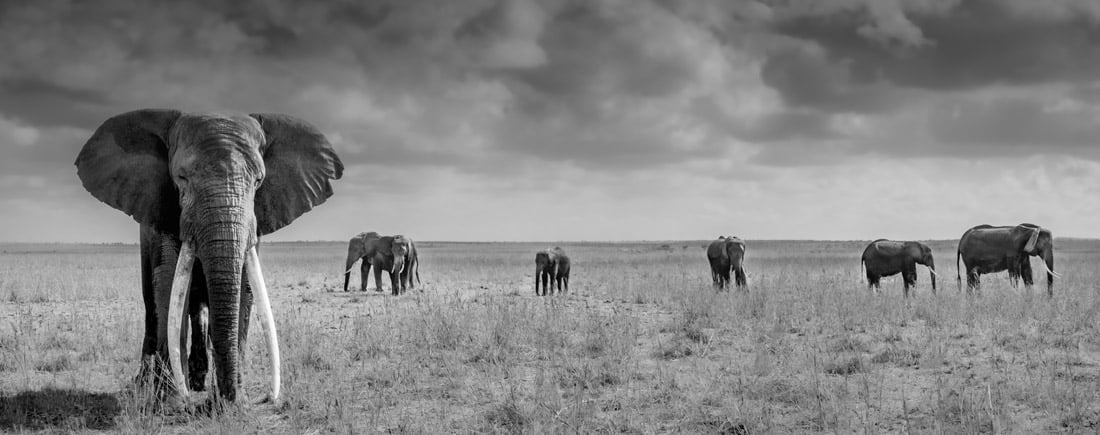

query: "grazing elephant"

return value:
[535, 247, 570, 296]
[75, 109, 343, 404]
[706, 236, 747, 290]
[957, 224, 1057, 295]
[860, 239, 936, 297]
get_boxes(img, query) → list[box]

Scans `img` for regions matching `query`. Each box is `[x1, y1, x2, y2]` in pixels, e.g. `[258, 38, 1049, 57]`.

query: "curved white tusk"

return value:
[167, 241, 195, 399]
[1037, 260, 1062, 279]
[246, 246, 281, 402]
[927, 268, 939, 277]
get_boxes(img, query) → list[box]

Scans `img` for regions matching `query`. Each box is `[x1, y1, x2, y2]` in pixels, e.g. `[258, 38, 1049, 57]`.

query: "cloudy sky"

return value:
[1, 0, 1099, 243]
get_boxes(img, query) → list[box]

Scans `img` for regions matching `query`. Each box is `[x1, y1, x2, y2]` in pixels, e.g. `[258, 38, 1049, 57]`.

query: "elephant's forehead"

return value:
[172, 113, 264, 147]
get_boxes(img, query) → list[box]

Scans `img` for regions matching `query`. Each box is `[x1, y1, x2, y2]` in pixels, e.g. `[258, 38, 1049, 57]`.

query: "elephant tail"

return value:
[415, 257, 421, 285]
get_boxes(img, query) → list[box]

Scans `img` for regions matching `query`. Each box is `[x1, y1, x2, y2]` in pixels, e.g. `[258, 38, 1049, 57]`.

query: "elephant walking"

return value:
[535, 247, 570, 296]
[860, 239, 936, 297]
[76, 109, 343, 404]
[957, 224, 1057, 295]
[706, 236, 746, 290]
[343, 232, 419, 295]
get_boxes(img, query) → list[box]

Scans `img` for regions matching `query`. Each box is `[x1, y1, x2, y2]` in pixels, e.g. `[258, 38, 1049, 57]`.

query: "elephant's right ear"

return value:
[1024, 227, 1041, 252]
[75, 109, 182, 232]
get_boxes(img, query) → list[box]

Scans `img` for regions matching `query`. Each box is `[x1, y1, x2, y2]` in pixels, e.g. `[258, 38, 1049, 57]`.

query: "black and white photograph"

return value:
[2, 0, 1100, 432]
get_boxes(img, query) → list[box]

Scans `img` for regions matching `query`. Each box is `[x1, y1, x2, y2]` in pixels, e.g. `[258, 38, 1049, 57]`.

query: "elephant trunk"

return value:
[343, 255, 356, 292]
[168, 183, 276, 403]
[1042, 249, 1055, 296]
[392, 254, 406, 275]
[927, 261, 937, 292]
[194, 217, 249, 401]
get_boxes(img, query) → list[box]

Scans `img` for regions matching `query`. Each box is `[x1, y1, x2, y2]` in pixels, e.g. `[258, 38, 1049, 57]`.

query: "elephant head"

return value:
[908, 242, 936, 291]
[1016, 223, 1056, 290]
[390, 235, 412, 275]
[723, 236, 745, 260]
[76, 109, 343, 402]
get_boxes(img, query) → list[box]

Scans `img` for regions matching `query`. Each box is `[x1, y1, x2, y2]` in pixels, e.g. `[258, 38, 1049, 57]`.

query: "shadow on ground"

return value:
[0, 388, 120, 431]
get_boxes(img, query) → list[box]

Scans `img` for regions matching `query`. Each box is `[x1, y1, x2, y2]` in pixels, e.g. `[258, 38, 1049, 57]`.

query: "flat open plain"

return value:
[2, 239, 1100, 433]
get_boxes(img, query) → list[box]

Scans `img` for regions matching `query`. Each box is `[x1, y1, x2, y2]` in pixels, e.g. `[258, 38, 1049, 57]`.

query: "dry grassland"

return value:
[2, 239, 1100, 433]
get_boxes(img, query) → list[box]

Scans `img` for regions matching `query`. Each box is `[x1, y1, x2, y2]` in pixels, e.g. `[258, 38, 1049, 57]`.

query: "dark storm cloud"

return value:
[766, 0, 1100, 96]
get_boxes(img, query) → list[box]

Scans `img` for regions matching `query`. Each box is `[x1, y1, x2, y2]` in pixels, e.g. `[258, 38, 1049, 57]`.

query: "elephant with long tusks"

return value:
[76, 109, 344, 405]
[956, 223, 1058, 296]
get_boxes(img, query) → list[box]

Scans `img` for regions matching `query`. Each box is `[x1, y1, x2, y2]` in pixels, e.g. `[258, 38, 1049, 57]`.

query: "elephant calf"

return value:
[535, 247, 570, 296]
[860, 239, 936, 297]
[706, 236, 747, 290]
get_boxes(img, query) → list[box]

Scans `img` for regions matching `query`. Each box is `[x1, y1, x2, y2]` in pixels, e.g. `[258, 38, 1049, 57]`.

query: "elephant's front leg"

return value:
[137, 238, 158, 386]
[372, 260, 385, 293]
[359, 260, 370, 292]
[389, 271, 400, 296]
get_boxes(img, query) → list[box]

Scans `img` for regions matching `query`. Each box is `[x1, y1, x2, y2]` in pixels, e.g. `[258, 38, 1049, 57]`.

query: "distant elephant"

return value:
[343, 233, 420, 294]
[343, 232, 381, 292]
[706, 236, 746, 290]
[535, 247, 570, 296]
[860, 239, 936, 297]
[75, 109, 343, 404]
[376, 235, 419, 295]
[957, 224, 1058, 295]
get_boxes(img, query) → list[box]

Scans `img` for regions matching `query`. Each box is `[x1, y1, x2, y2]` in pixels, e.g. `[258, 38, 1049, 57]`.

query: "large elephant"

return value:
[957, 223, 1058, 295]
[75, 109, 343, 404]
[534, 247, 570, 296]
[706, 236, 746, 290]
[860, 239, 936, 297]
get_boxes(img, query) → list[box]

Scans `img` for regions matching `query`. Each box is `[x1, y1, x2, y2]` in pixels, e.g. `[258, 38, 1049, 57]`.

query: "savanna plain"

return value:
[3, 239, 1100, 434]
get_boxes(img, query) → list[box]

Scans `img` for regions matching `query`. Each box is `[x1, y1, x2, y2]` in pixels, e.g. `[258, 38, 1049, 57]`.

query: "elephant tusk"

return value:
[246, 246, 281, 403]
[927, 268, 938, 277]
[167, 241, 195, 400]
[1038, 260, 1062, 279]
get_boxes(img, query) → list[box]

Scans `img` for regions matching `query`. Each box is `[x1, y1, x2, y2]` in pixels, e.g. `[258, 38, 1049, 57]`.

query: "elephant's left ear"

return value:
[251, 113, 345, 235]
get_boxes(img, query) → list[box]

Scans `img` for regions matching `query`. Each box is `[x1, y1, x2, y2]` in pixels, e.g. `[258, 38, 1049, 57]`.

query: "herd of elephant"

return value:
[65, 109, 1064, 409]
[707, 223, 1059, 299]
[341, 234, 571, 297]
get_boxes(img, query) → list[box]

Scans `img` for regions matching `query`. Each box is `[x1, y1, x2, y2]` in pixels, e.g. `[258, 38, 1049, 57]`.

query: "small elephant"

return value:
[535, 247, 570, 296]
[706, 236, 747, 290]
[75, 109, 343, 403]
[343, 232, 419, 295]
[860, 239, 936, 297]
[957, 224, 1057, 295]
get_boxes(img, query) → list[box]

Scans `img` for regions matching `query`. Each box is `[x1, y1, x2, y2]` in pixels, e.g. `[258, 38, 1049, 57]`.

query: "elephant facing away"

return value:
[957, 224, 1057, 295]
[75, 109, 343, 404]
[706, 236, 746, 290]
[860, 239, 936, 297]
[343, 233, 420, 295]
[535, 247, 570, 296]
